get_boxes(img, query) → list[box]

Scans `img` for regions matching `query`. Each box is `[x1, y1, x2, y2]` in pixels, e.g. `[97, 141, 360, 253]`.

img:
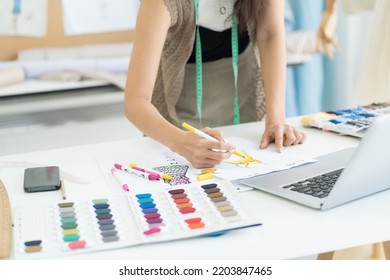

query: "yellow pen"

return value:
[181, 122, 244, 157]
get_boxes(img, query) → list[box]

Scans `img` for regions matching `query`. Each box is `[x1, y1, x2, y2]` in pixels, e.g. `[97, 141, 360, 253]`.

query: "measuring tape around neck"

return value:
[194, 0, 240, 127]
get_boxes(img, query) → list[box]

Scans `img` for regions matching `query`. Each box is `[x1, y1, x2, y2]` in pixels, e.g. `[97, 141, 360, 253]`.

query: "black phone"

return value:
[23, 166, 61, 193]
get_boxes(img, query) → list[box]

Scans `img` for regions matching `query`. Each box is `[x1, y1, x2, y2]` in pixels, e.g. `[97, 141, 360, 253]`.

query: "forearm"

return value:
[124, 96, 185, 153]
[257, 34, 307, 150]
[258, 33, 287, 125]
[255, 0, 306, 150]
[123, 0, 183, 152]
[125, 94, 234, 168]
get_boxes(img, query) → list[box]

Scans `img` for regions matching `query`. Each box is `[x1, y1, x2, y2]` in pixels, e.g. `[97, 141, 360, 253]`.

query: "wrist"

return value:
[265, 113, 286, 126]
[167, 129, 186, 154]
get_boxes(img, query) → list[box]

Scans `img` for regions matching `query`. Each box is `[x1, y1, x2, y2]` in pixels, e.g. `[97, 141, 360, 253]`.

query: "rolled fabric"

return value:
[286, 31, 316, 54]
[17, 43, 133, 61]
[0, 56, 130, 79]
[0, 66, 25, 87]
[39, 69, 127, 90]
[285, 31, 316, 65]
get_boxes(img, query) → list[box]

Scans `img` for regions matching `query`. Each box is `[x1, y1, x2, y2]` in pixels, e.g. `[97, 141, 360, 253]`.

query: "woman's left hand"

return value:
[260, 122, 306, 152]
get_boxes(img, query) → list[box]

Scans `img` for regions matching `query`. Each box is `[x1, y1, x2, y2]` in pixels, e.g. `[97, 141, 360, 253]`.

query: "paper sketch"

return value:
[0, 0, 48, 37]
[225, 150, 262, 167]
[61, 0, 140, 35]
[95, 136, 316, 193]
[95, 150, 196, 194]
[213, 137, 317, 181]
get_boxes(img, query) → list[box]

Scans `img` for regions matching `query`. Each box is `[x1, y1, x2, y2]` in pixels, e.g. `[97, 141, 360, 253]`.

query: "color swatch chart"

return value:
[13, 195, 136, 259]
[13, 180, 261, 259]
[301, 103, 390, 138]
[127, 181, 261, 242]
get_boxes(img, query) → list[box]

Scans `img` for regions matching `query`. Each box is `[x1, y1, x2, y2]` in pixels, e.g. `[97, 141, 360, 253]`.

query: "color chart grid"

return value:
[13, 180, 262, 259]
[13, 195, 137, 259]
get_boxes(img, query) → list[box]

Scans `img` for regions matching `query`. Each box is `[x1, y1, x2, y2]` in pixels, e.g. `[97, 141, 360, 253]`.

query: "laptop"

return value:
[240, 115, 390, 210]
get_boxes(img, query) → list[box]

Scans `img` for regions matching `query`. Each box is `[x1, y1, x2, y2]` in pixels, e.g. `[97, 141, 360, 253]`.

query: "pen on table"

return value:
[181, 122, 245, 158]
[111, 168, 129, 192]
[114, 163, 159, 181]
[60, 180, 66, 200]
[129, 163, 174, 181]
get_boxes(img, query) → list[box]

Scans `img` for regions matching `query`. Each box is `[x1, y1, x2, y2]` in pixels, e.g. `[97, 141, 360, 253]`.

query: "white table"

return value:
[1, 118, 390, 260]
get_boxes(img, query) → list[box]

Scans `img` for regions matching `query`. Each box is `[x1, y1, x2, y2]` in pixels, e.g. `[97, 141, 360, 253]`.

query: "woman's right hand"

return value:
[176, 127, 235, 169]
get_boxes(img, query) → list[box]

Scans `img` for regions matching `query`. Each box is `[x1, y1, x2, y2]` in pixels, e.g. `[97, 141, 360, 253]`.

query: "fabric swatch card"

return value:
[13, 180, 262, 259]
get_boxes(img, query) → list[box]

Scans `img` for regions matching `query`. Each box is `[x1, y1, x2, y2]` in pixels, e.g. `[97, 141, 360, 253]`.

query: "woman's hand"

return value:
[176, 127, 235, 168]
[260, 122, 306, 152]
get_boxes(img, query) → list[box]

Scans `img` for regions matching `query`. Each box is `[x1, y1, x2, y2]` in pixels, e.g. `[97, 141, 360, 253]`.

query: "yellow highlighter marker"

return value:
[196, 173, 213, 181]
[201, 168, 217, 174]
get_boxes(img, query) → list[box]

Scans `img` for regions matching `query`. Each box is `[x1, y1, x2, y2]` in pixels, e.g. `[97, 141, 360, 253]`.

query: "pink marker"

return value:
[130, 163, 174, 181]
[114, 163, 159, 181]
[111, 168, 129, 192]
[131, 166, 161, 179]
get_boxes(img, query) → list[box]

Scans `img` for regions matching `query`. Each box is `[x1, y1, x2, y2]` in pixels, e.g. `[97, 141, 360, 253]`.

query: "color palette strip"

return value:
[168, 189, 196, 215]
[201, 183, 238, 218]
[184, 217, 205, 229]
[24, 240, 42, 253]
[92, 199, 120, 242]
[168, 189, 205, 229]
[57, 202, 87, 250]
[135, 193, 162, 236]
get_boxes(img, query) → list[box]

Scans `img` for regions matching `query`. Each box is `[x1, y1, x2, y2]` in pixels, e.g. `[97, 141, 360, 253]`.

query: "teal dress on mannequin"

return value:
[289, 0, 325, 115]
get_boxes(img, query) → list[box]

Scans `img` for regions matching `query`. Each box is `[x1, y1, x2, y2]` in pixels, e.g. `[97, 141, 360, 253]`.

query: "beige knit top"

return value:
[152, 0, 266, 127]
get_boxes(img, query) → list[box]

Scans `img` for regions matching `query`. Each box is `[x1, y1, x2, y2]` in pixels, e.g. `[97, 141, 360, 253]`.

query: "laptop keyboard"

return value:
[282, 169, 343, 198]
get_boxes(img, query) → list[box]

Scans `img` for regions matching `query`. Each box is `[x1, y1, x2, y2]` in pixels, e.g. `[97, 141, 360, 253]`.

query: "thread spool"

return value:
[0, 66, 25, 87]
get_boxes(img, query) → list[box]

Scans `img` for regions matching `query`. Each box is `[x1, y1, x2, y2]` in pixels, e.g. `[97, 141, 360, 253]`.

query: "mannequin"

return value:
[316, 0, 338, 59]
[318, 0, 390, 105]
